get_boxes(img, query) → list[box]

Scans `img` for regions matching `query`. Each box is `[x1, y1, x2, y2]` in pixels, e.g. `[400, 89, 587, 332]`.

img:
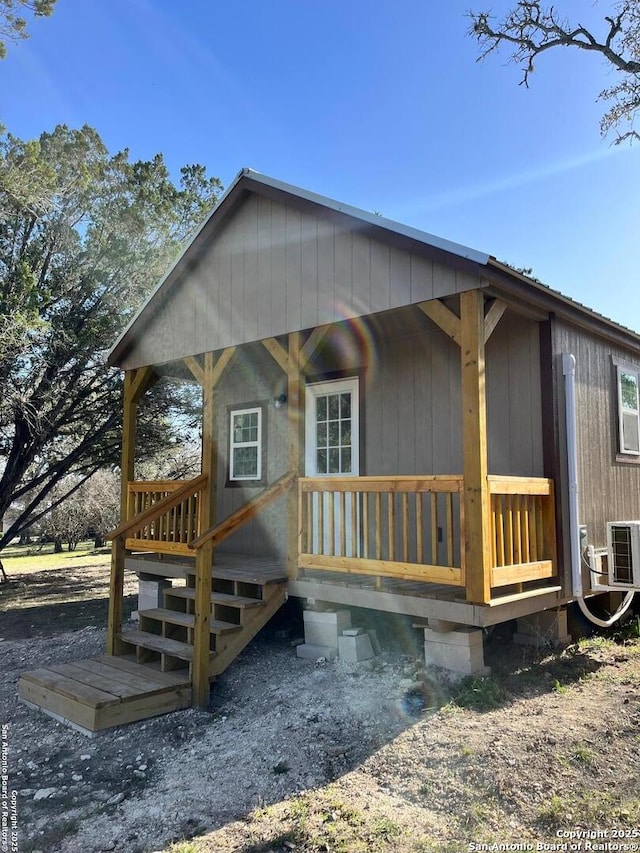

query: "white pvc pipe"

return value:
[562, 354, 582, 598]
[562, 353, 635, 627]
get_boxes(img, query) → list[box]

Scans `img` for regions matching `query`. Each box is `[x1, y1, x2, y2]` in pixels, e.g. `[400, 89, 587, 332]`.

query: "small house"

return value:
[19, 169, 640, 731]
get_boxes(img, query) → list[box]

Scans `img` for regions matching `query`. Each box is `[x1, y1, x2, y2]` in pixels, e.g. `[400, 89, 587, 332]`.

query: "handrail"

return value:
[127, 479, 192, 491]
[107, 474, 208, 541]
[487, 475, 553, 496]
[300, 475, 463, 493]
[189, 471, 296, 550]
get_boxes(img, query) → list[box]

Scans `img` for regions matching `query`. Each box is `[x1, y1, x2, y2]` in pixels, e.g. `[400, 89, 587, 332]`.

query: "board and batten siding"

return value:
[120, 194, 483, 370]
[553, 319, 640, 549]
[209, 307, 544, 559]
[212, 343, 288, 559]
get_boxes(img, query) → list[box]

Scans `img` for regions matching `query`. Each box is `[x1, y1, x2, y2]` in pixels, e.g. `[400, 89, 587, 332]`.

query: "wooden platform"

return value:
[125, 551, 287, 584]
[18, 655, 191, 734]
[291, 568, 564, 627]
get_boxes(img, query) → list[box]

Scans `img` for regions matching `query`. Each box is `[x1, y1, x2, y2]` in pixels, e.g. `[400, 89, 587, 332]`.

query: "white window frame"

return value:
[617, 364, 640, 456]
[229, 406, 263, 481]
[305, 377, 359, 477]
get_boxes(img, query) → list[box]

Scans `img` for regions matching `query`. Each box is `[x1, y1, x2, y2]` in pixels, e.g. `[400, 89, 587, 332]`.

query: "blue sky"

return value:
[2, 0, 639, 329]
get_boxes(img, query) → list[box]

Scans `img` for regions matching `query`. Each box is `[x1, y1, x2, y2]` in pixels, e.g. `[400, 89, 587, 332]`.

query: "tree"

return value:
[0, 0, 56, 58]
[468, 1, 640, 143]
[39, 469, 120, 550]
[0, 124, 221, 573]
[40, 477, 90, 552]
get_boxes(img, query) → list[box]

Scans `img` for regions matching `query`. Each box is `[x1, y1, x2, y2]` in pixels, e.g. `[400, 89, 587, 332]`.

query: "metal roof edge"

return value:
[107, 168, 251, 366]
[487, 258, 640, 349]
[242, 169, 490, 265]
[107, 168, 490, 367]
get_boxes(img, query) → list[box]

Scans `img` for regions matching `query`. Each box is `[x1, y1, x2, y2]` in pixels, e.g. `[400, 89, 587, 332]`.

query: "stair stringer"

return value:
[209, 582, 287, 678]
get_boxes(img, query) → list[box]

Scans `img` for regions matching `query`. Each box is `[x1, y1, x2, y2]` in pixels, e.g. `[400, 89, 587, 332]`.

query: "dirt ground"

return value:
[1, 561, 640, 853]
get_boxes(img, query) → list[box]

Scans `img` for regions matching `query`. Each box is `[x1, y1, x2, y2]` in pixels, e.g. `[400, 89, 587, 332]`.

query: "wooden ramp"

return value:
[18, 655, 191, 735]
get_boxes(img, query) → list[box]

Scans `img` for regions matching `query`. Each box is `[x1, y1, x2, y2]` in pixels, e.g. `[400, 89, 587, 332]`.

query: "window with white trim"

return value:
[618, 366, 640, 455]
[229, 407, 262, 480]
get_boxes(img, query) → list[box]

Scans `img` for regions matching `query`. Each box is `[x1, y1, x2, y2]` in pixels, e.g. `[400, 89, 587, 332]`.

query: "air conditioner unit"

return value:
[606, 521, 640, 589]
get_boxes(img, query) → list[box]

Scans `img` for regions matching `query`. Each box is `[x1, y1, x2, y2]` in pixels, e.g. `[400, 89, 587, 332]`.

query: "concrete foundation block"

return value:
[338, 632, 375, 662]
[513, 608, 571, 648]
[138, 575, 172, 611]
[303, 608, 351, 650]
[422, 626, 489, 677]
[296, 643, 338, 661]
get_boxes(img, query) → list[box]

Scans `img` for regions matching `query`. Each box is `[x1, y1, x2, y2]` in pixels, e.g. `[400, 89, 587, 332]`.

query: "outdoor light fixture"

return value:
[273, 393, 287, 409]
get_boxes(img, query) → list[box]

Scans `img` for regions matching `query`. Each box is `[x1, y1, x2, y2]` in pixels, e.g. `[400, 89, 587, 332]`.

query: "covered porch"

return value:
[19, 290, 560, 731]
[107, 289, 559, 704]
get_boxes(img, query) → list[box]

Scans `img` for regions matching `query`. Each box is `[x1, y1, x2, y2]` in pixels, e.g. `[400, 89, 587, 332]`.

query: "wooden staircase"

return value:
[119, 560, 287, 680]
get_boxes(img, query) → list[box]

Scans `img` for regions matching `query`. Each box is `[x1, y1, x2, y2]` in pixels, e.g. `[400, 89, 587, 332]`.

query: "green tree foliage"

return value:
[0, 0, 56, 58]
[468, 1, 640, 143]
[0, 124, 222, 561]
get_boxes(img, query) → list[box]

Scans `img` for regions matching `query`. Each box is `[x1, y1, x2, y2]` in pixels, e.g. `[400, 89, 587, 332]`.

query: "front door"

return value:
[305, 377, 359, 554]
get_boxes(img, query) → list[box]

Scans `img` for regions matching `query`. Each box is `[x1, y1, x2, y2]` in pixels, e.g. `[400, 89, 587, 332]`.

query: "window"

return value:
[617, 365, 640, 455]
[305, 377, 359, 476]
[229, 407, 262, 481]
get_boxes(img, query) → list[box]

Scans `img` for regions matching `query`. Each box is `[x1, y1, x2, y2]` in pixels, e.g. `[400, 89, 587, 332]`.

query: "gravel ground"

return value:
[2, 574, 639, 853]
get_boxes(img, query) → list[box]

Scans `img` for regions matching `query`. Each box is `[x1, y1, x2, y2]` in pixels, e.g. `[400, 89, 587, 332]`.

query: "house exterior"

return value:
[19, 169, 640, 730]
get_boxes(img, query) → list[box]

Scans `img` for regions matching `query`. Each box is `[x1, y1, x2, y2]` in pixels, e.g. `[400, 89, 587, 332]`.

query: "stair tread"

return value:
[164, 588, 264, 608]
[120, 631, 196, 660]
[139, 609, 241, 633]
[184, 565, 287, 584]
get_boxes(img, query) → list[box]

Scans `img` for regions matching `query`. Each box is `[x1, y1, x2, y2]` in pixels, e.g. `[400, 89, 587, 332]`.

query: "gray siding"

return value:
[486, 312, 544, 476]
[207, 307, 544, 558]
[554, 320, 640, 549]
[121, 194, 483, 370]
[213, 344, 289, 558]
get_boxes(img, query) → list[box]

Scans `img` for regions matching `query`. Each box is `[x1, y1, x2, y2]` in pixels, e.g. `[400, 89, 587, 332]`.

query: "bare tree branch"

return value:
[468, 1, 640, 142]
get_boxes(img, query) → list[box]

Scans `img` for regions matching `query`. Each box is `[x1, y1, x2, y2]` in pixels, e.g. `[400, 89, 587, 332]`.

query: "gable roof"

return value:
[108, 168, 640, 368]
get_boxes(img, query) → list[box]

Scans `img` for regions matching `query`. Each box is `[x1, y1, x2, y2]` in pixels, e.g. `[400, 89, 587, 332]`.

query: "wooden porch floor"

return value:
[18, 655, 191, 735]
[125, 551, 288, 584]
[292, 567, 564, 627]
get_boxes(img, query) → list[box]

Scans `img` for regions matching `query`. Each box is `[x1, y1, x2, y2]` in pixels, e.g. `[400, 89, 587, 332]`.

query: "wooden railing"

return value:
[123, 477, 207, 556]
[190, 471, 296, 550]
[299, 476, 465, 586]
[488, 476, 557, 588]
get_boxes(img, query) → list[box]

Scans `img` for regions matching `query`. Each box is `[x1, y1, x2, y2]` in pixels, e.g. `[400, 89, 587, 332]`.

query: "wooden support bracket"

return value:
[300, 324, 331, 373]
[262, 337, 290, 374]
[183, 355, 205, 386]
[484, 298, 507, 343]
[419, 300, 462, 346]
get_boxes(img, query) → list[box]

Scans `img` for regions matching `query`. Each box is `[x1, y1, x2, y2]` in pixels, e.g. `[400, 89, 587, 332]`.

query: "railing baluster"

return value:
[416, 493, 423, 564]
[529, 497, 538, 561]
[446, 492, 454, 568]
[387, 492, 395, 561]
[350, 491, 357, 558]
[375, 493, 382, 560]
[318, 491, 324, 555]
[339, 491, 347, 557]
[513, 494, 522, 563]
[328, 492, 335, 557]
[362, 492, 369, 559]
[522, 495, 530, 562]
[431, 493, 438, 565]
[505, 494, 514, 565]
[305, 491, 312, 554]
[536, 496, 544, 558]
[496, 495, 505, 567]
[187, 494, 194, 541]
[402, 493, 409, 562]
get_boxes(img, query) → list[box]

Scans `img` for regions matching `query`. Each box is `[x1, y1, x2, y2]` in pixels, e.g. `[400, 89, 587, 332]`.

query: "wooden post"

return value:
[119, 371, 137, 519]
[106, 537, 126, 655]
[192, 352, 217, 710]
[460, 290, 492, 604]
[108, 366, 154, 656]
[287, 332, 304, 580]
